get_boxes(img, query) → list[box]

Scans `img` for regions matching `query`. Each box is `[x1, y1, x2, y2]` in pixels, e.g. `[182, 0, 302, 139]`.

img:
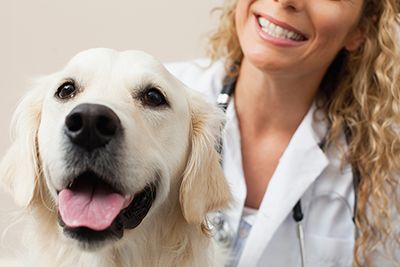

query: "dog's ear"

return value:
[180, 93, 231, 225]
[0, 82, 45, 207]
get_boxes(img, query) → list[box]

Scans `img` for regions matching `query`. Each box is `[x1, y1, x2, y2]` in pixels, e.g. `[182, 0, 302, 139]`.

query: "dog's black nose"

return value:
[65, 103, 121, 152]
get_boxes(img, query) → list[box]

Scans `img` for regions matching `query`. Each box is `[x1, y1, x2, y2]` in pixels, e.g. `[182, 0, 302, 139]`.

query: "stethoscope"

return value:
[215, 74, 361, 267]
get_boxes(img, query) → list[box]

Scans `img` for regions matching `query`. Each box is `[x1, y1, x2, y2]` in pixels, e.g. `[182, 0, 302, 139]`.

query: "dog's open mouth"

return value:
[58, 171, 157, 244]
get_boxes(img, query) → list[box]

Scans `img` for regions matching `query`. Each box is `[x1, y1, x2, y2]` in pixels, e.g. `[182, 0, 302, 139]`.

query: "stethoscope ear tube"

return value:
[344, 125, 361, 225]
[296, 222, 306, 267]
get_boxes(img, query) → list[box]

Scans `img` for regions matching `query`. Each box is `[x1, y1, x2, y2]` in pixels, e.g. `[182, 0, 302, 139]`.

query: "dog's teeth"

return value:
[125, 194, 134, 201]
[123, 195, 134, 209]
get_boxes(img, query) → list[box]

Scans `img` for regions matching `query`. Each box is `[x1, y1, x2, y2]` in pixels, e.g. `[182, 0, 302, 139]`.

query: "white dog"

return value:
[0, 48, 231, 267]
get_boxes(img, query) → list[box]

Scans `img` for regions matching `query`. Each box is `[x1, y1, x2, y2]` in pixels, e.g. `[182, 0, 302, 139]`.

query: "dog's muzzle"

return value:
[57, 104, 158, 247]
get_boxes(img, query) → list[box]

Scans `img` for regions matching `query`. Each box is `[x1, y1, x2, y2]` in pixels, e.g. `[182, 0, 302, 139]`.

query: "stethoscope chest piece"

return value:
[208, 211, 234, 248]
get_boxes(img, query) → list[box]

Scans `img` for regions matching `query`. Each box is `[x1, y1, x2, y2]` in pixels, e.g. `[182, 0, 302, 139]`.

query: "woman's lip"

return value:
[254, 12, 308, 39]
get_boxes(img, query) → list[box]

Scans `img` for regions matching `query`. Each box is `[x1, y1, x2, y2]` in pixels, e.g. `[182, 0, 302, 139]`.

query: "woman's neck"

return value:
[234, 58, 323, 137]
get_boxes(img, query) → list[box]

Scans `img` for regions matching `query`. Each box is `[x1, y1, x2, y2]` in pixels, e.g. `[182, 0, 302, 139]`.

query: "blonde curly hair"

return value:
[208, 0, 400, 266]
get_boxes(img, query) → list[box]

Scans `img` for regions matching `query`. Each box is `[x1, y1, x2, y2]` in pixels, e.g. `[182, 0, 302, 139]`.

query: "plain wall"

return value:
[0, 0, 222, 258]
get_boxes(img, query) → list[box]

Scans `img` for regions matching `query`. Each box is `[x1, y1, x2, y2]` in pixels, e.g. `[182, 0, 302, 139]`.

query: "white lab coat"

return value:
[166, 59, 356, 267]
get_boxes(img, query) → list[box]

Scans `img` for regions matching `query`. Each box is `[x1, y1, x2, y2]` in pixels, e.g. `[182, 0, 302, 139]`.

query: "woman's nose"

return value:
[274, 0, 305, 12]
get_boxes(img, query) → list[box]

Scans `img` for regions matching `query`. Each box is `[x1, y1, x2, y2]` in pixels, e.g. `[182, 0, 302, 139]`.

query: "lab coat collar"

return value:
[221, 99, 247, 233]
[238, 104, 330, 266]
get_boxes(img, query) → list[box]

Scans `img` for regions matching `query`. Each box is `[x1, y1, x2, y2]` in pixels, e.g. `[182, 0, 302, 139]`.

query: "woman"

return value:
[167, 0, 400, 266]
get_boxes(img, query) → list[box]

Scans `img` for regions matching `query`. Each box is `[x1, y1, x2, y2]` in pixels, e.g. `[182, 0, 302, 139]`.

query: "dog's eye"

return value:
[142, 88, 167, 107]
[56, 82, 77, 100]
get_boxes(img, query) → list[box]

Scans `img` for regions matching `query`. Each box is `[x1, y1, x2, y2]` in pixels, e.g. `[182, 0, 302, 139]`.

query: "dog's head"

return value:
[0, 48, 230, 249]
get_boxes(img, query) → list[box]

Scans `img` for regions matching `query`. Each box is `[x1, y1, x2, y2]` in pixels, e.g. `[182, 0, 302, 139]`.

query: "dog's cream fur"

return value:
[0, 48, 230, 267]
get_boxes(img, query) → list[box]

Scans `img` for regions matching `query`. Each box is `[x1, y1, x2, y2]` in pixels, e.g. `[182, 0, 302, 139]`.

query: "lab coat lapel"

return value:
[223, 102, 247, 232]
[238, 106, 329, 266]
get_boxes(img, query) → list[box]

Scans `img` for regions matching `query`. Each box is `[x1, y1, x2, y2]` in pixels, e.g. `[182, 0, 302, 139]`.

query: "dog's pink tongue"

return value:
[58, 182, 126, 231]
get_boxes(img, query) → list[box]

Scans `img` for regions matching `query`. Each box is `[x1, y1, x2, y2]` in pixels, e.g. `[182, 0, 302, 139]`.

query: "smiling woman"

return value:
[234, 0, 366, 209]
[167, 0, 400, 266]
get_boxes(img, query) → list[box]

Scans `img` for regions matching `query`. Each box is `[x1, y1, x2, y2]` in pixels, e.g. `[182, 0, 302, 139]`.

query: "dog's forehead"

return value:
[65, 48, 165, 76]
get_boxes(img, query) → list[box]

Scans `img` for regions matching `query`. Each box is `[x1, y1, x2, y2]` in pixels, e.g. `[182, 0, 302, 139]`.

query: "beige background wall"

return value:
[0, 0, 222, 259]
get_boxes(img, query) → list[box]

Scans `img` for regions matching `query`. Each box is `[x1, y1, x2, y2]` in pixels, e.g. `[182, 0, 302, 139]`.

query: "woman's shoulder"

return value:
[165, 58, 226, 98]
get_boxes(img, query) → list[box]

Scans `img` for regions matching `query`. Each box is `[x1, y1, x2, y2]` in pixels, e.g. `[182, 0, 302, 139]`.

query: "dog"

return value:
[0, 48, 231, 267]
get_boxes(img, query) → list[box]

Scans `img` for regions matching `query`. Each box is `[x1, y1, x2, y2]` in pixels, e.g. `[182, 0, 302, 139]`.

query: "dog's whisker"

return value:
[0, 209, 25, 253]
[36, 168, 56, 213]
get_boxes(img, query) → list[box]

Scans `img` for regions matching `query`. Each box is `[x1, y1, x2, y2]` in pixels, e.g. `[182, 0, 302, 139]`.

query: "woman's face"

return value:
[235, 0, 365, 76]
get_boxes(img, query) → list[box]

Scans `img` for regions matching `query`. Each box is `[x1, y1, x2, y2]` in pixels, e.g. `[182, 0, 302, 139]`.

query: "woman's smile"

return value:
[255, 13, 308, 46]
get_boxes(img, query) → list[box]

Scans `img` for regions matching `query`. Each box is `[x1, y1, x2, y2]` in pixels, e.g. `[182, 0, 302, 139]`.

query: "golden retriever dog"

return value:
[0, 48, 230, 267]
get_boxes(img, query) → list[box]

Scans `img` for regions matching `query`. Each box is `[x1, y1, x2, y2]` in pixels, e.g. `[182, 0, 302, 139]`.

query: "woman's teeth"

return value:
[258, 17, 306, 41]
